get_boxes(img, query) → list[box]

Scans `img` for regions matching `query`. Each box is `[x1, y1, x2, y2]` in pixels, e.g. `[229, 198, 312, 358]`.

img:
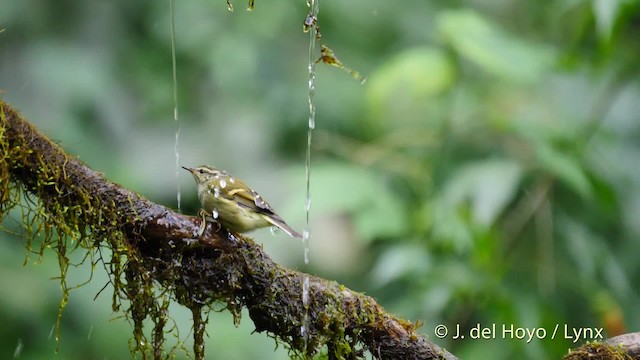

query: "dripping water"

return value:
[270, 226, 280, 236]
[300, 275, 310, 349]
[13, 338, 23, 359]
[170, 0, 181, 211]
[302, 0, 320, 355]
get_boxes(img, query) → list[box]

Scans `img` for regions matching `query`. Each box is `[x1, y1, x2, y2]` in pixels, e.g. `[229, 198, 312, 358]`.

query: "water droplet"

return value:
[213, 188, 220, 198]
[302, 229, 311, 264]
[139, 340, 146, 346]
[212, 209, 219, 219]
[13, 339, 23, 358]
[270, 226, 279, 236]
[305, 198, 311, 211]
[87, 325, 93, 340]
[302, 276, 310, 304]
[48, 325, 55, 339]
[303, 12, 316, 33]
[219, 179, 227, 188]
[301, 275, 311, 352]
[229, 177, 235, 184]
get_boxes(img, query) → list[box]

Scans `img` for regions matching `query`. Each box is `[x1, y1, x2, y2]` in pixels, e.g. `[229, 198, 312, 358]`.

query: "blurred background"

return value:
[2, 0, 640, 358]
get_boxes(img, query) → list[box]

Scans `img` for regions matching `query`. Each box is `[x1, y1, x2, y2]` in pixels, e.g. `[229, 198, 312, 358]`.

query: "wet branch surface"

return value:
[0, 100, 458, 359]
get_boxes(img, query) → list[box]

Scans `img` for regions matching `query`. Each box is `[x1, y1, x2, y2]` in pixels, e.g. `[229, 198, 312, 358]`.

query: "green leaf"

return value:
[536, 144, 592, 198]
[370, 244, 431, 287]
[427, 159, 523, 251]
[366, 47, 455, 131]
[425, 159, 522, 252]
[437, 9, 555, 82]
[287, 163, 407, 241]
[592, 0, 622, 41]
[368, 47, 455, 103]
[444, 159, 524, 227]
[428, 202, 474, 252]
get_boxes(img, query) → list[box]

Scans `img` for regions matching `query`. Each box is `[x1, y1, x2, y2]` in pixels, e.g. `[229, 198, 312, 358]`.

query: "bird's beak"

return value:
[181, 166, 194, 173]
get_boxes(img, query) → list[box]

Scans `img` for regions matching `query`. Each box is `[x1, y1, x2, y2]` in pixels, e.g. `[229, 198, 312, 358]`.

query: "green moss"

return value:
[1, 102, 419, 360]
[562, 342, 632, 360]
[0, 106, 189, 359]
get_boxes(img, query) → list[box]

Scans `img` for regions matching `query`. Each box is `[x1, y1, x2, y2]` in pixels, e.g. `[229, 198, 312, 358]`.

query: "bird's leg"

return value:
[197, 209, 208, 236]
[197, 209, 223, 237]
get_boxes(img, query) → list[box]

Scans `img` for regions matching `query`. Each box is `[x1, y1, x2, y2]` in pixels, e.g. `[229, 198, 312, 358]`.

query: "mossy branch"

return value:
[563, 332, 640, 360]
[0, 99, 457, 359]
[3, 100, 640, 360]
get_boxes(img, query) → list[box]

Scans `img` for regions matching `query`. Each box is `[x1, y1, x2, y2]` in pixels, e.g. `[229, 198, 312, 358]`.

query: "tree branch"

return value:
[563, 332, 640, 359]
[0, 99, 457, 359]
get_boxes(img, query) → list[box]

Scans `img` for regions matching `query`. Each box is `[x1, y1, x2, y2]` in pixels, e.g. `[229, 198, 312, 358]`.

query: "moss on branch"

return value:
[1, 99, 456, 359]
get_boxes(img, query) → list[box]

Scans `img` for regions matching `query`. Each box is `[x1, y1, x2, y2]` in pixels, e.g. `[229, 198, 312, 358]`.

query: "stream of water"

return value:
[302, 0, 321, 354]
[170, 0, 181, 211]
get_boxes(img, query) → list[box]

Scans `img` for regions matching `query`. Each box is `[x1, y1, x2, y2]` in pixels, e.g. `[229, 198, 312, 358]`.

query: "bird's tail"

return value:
[265, 215, 302, 239]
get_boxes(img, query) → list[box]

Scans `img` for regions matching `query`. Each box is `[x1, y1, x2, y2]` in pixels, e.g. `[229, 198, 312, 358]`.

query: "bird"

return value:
[182, 165, 302, 239]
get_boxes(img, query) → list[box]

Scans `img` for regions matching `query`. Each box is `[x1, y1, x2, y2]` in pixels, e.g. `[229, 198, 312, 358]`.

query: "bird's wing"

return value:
[225, 184, 303, 239]
[225, 186, 277, 216]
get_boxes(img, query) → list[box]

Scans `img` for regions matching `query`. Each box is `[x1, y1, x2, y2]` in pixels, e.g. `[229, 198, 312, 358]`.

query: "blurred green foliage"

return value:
[2, 0, 640, 359]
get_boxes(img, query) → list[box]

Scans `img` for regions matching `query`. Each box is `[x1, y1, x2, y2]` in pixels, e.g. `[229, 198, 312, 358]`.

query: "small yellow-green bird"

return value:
[183, 165, 302, 239]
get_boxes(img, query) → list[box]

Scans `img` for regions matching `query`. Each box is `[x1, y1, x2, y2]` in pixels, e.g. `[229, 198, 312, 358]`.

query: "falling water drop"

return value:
[213, 187, 221, 198]
[212, 208, 219, 219]
[219, 178, 227, 189]
[308, 69, 316, 130]
[170, 0, 181, 211]
[270, 226, 279, 236]
[13, 339, 23, 359]
[301, 275, 311, 352]
[302, 229, 311, 264]
[302, 276, 310, 303]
